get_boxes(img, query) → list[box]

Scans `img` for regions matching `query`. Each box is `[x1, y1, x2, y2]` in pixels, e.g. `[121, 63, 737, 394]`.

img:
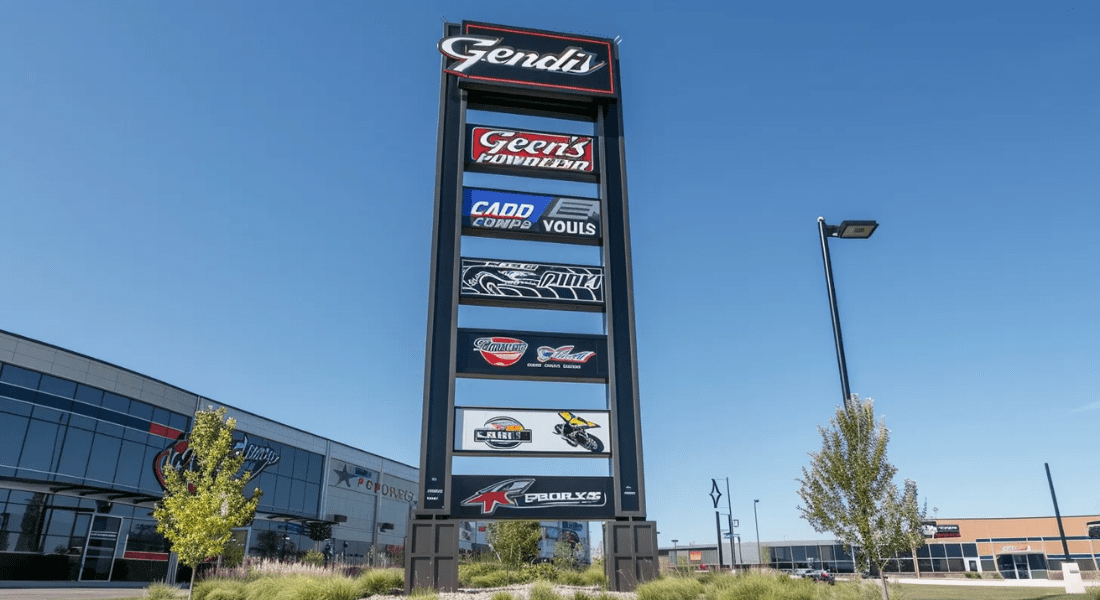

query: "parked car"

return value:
[795, 568, 835, 584]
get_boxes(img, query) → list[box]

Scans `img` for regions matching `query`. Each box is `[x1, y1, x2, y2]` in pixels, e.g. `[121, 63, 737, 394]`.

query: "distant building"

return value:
[660, 515, 1100, 579]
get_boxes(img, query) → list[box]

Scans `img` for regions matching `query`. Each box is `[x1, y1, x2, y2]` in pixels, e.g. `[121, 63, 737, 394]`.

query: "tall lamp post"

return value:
[671, 539, 678, 567]
[753, 499, 761, 566]
[817, 217, 878, 408]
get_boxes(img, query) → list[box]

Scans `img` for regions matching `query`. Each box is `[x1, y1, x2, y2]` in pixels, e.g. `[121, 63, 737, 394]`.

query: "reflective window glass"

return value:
[275, 445, 295, 478]
[0, 414, 30, 466]
[916, 544, 931, 557]
[930, 544, 946, 557]
[946, 558, 964, 572]
[0, 396, 33, 417]
[101, 393, 130, 414]
[38, 375, 76, 399]
[293, 450, 309, 481]
[792, 545, 807, 562]
[820, 545, 834, 561]
[0, 382, 36, 402]
[45, 509, 76, 539]
[68, 412, 97, 431]
[304, 482, 320, 516]
[85, 434, 122, 483]
[1027, 554, 1046, 570]
[946, 544, 962, 557]
[1, 364, 41, 389]
[114, 441, 146, 488]
[31, 404, 67, 424]
[168, 412, 189, 432]
[95, 420, 124, 438]
[963, 543, 978, 557]
[152, 408, 171, 428]
[129, 401, 154, 421]
[20, 419, 60, 474]
[307, 453, 323, 482]
[75, 385, 104, 406]
[274, 476, 291, 509]
[290, 479, 306, 510]
[139, 445, 164, 493]
[58, 427, 94, 478]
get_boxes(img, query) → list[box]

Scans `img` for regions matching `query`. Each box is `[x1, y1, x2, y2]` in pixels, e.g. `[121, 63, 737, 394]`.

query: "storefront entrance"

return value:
[79, 516, 122, 581]
[997, 553, 1045, 579]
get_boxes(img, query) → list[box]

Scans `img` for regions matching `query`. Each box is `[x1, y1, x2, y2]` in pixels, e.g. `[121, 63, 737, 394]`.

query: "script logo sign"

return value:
[473, 337, 528, 367]
[471, 127, 594, 174]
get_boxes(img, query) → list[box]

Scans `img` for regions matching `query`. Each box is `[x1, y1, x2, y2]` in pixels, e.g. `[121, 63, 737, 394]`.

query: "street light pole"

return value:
[753, 499, 761, 566]
[724, 477, 736, 570]
[817, 217, 878, 409]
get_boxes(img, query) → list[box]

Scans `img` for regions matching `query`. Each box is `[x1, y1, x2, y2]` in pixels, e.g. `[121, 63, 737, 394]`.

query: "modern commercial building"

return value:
[660, 515, 1100, 579]
[0, 330, 418, 583]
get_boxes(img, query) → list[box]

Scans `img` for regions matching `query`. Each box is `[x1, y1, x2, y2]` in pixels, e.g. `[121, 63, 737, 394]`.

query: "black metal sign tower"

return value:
[408, 21, 656, 591]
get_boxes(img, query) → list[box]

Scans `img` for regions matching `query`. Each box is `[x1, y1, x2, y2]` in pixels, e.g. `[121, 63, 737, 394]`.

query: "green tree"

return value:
[154, 407, 261, 598]
[796, 396, 924, 600]
[486, 520, 542, 567]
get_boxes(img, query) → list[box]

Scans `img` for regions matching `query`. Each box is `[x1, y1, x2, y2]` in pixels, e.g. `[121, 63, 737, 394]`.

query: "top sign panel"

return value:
[439, 21, 617, 97]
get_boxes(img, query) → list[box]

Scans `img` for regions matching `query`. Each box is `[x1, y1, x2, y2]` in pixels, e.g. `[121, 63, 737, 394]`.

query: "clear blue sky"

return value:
[2, 1, 1097, 548]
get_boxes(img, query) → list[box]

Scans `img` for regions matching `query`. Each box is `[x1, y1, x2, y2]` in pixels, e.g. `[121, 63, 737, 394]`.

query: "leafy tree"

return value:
[796, 396, 924, 600]
[307, 521, 333, 550]
[486, 520, 542, 567]
[154, 407, 261, 598]
[553, 534, 580, 570]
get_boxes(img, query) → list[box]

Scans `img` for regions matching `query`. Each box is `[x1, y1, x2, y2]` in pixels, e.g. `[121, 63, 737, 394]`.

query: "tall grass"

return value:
[638, 571, 902, 600]
[191, 561, 403, 600]
[458, 556, 607, 588]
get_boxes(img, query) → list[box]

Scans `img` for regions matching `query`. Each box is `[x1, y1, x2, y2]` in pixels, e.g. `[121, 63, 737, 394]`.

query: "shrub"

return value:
[491, 592, 516, 600]
[302, 549, 326, 567]
[963, 571, 981, 579]
[358, 567, 404, 596]
[146, 582, 183, 600]
[193, 579, 247, 600]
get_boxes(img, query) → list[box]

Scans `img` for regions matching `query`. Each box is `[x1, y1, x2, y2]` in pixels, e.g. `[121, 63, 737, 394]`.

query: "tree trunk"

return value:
[188, 564, 196, 600]
[880, 574, 890, 600]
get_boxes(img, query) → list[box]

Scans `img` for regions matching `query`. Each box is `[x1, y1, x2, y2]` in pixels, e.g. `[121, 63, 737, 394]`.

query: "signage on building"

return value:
[460, 258, 604, 310]
[455, 408, 610, 455]
[456, 328, 608, 382]
[466, 126, 597, 181]
[152, 431, 280, 490]
[453, 475, 614, 519]
[933, 524, 960, 539]
[329, 460, 416, 504]
[689, 551, 702, 562]
[439, 21, 616, 97]
[462, 187, 601, 244]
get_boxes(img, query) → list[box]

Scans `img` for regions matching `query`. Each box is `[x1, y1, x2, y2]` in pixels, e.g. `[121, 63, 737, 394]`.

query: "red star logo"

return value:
[465, 490, 513, 513]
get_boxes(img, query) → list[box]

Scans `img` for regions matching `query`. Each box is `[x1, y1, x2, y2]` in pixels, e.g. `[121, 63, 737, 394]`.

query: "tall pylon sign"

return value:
[408, 22, 657, 591]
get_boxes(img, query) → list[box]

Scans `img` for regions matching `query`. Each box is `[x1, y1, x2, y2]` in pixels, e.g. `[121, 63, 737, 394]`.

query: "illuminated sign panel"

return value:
[439, 21, 616, 97]
[466, 125, 597, 181]
[460, 258, 604, 311]
[455, 407, 611, 455]
[453, 475, 615, 519]
[462, 187, 601, 245]
[456, 328, 608, 382]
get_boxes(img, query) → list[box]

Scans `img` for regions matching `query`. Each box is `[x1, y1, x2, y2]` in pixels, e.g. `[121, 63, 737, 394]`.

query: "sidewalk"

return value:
[0, 588, 148, 599]
[878, 576, 1099, 588]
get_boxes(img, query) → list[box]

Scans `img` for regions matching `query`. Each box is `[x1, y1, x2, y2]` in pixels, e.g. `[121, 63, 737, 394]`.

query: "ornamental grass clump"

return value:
[357, 567, 405, 596]
[491, 592, 516, 600]
[146, 582, 184, 600]
[636, 575, 705, 600]
[700, 572, 816, 600]
[530, 580, 563, 600]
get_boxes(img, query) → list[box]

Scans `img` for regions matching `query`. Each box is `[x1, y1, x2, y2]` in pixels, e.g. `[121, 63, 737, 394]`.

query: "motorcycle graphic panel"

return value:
[459, 258, 604, 312]
[456, 328, 608, 383]
[455, 407, 611, 456]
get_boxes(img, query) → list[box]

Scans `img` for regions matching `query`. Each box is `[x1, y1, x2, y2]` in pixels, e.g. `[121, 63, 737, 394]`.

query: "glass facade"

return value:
[0, 352, 418, 584]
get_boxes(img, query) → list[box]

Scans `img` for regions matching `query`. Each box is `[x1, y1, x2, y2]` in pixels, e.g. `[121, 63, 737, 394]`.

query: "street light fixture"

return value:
[817, 216, 879, 408]
[753, 500, 761, 566]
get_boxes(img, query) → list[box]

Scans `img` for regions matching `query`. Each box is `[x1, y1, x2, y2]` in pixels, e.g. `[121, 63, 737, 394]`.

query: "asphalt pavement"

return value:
[0, 589, 148, 600]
